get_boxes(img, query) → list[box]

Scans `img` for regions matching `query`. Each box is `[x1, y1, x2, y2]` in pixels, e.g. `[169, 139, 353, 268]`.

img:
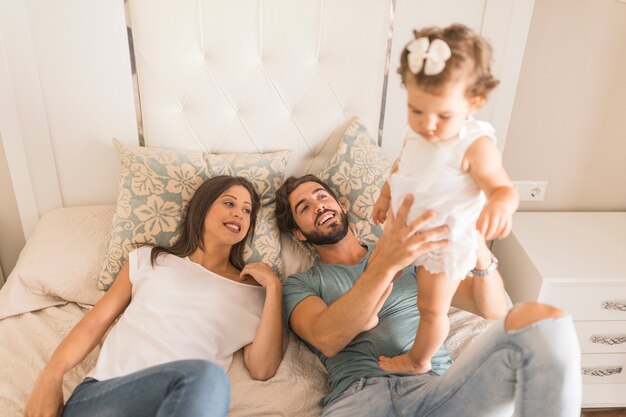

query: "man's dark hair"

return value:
[275, 174, 340, 233]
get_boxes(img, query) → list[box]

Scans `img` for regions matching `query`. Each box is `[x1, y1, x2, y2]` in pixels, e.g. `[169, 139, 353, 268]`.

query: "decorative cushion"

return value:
[0, 206, 115, 319]
[318, 118, 393, 247]
[98, 140, 289, 290]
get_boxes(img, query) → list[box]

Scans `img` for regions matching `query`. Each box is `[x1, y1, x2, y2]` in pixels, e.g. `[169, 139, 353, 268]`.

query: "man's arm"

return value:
[289, 195, 449, 357]
[451, 237, 508, 319]
[289, 266, 395, 358]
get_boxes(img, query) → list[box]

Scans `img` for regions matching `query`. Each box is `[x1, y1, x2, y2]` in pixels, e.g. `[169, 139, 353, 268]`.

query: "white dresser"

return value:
[492, 212, 626, 409]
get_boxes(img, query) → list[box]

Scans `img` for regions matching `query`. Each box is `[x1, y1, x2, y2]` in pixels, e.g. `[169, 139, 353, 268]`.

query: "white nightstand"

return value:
[492, 212, 626, 409]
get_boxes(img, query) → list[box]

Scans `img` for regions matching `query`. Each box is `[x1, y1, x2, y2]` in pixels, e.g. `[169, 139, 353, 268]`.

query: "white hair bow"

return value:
[407, 37, 452, 76]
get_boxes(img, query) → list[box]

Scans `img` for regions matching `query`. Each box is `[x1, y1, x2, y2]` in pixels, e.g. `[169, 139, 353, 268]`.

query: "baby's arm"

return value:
[464, 137, 519, 240]
[372, 159, 399, 225]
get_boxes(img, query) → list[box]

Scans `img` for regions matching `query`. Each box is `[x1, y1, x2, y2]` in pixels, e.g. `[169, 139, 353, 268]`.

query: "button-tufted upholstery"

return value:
[127, 0, 392, 176]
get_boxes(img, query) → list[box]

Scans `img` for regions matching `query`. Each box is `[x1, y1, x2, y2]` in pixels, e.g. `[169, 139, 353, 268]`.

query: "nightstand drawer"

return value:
[575, 321, 626, 353]
[581, 353, 626, 384]
[540, 283, 626, 321]
[493, 212, 626, 409]
[582, 384, 626, 408]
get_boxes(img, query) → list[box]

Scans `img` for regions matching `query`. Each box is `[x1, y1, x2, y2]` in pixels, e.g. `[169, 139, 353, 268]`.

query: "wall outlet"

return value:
[512, 181, 548, 202]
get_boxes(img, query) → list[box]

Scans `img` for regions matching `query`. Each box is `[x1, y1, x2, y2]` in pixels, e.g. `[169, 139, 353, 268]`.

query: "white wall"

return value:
[504, 0, 626, 211]
[0, 0, 138, 277]
[20, 0, 138, 207]
[0, 134, 24, 281]
[0, 0, 138, 214]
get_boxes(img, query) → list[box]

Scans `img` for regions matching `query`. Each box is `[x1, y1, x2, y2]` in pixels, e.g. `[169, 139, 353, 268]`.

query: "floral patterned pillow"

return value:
[98, 140, 289, 290]
[318, 118, 393, 247]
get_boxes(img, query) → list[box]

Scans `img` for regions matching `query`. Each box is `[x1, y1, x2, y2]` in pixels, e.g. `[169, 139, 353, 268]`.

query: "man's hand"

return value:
[369, 194, 449, 275]
[451, 233, 508, 319]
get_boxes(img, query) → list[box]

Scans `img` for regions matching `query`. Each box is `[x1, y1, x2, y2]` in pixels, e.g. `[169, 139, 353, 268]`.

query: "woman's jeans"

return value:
[322, 315, 582, 417]
[63, 359, 230, 417]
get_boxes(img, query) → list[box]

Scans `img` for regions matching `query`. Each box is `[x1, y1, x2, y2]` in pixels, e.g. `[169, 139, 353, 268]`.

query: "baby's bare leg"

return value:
[379, 268, 460, 374]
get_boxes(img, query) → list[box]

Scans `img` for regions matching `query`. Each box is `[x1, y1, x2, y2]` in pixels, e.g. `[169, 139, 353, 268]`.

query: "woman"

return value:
[25, 176, 283, 417]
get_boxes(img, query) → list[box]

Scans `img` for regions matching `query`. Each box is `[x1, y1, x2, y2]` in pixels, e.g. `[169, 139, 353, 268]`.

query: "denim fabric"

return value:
[322, 316, 581, 417]
[63, 360, 230, 417]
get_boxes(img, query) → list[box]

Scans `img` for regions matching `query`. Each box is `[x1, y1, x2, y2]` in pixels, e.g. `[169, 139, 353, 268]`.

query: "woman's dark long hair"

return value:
[150, 176, 260, 271]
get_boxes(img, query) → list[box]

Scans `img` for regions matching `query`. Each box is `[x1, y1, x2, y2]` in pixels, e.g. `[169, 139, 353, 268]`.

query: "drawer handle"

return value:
[590, 335, 626, 345]
[581, 367, 623, 377]
[601, 301, 626, 311]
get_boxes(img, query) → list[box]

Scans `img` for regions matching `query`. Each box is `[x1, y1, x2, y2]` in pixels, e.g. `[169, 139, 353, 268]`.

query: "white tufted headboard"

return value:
[126, 0, 392, 177]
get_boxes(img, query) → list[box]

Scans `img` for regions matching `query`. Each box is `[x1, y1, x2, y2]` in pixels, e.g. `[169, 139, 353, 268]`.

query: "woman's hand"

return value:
[241, 263, 283, 380]
[240, 262, 280, 290]
[24, 369, 64, 417]
[25, 262, 132, 417]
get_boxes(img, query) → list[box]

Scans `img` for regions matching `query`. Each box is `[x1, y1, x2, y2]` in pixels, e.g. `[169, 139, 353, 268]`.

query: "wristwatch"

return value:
[468, 255, 499, 277]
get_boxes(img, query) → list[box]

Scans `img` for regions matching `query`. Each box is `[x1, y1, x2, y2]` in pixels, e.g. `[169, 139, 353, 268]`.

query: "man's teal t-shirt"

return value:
[282, 248, 453, 406]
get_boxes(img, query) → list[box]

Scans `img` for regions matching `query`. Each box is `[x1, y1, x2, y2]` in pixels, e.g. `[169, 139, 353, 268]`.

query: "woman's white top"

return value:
[88, 246, 265, 381]
[388, 118, 496, 279]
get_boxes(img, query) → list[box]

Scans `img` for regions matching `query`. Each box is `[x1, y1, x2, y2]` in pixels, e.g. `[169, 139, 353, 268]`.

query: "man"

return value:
[275, 174, 581, 417]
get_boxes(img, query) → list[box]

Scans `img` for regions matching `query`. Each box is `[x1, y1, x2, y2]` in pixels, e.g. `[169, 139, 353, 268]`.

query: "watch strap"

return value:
[469, 255, 498, 277]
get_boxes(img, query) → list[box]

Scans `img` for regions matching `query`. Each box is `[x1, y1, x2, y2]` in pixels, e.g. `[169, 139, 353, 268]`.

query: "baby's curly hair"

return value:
[398, 23, 499, 99]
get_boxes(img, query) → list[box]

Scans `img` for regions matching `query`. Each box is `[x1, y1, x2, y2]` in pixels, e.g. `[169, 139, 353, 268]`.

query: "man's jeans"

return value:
[63, 359, 230, 417]
[322, 315, 581, 417]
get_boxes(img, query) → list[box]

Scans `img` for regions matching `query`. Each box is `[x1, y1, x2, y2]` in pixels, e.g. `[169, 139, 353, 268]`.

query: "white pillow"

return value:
[12, 206, 114, 306]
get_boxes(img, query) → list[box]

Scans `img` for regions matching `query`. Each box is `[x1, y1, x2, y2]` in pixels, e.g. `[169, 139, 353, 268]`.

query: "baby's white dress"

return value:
[388, 118, 496, 279]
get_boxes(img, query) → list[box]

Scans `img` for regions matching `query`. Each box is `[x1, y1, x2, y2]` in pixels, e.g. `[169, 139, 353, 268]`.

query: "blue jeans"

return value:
[322, 315, 581, 417]
[63, 360, 230, 417]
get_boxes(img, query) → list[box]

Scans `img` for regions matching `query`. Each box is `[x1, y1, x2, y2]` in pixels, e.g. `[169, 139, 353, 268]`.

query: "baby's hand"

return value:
[476, 202, 513, 240]
[372, 194, 391, 225]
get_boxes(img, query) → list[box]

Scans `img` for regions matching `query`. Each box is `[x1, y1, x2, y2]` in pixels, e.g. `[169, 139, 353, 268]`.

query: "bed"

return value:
[0, 1, 497, 415]
[0, 201, 490, 416]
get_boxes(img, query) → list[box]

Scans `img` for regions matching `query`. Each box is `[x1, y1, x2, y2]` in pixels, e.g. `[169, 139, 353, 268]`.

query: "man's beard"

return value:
[300, 210, 350, 245]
